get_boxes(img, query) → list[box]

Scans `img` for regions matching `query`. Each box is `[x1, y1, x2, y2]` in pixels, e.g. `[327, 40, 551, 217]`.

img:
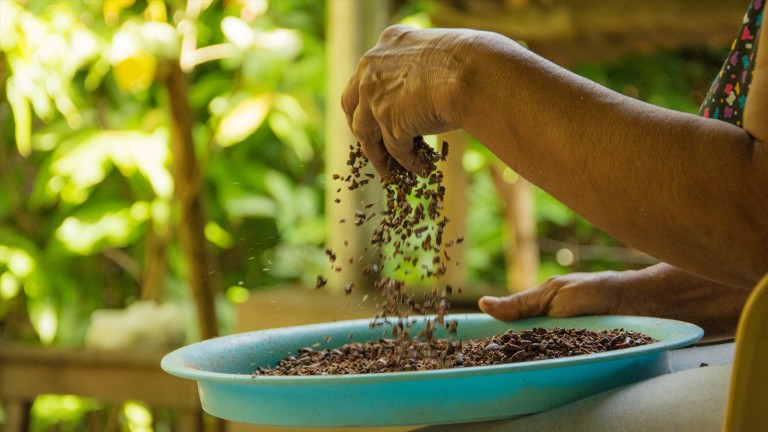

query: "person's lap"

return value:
[415, 364, 731, 432]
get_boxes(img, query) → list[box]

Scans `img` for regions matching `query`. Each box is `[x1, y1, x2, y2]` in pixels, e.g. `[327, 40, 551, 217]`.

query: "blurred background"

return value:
[0, 0, 749, 430]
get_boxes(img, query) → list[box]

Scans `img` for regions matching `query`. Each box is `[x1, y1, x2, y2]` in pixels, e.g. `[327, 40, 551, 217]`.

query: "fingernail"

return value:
[480, 296, 500, 307]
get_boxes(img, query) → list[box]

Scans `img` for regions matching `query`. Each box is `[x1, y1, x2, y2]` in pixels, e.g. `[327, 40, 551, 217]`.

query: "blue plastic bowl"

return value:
[161, 314, 702, 427]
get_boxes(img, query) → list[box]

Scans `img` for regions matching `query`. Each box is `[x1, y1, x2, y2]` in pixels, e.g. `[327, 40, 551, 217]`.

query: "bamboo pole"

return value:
[437, 131, 469, 290]
[507, 176, 539, 292]
[490, 166, 540, 293]
[140, 223, 167, 302]
[324, 0, 389, 293]
[163, 61, 218, 341]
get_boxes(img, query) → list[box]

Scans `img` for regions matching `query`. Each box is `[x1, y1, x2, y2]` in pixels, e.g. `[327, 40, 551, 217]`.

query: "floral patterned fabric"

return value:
[700, 0, 764, 126]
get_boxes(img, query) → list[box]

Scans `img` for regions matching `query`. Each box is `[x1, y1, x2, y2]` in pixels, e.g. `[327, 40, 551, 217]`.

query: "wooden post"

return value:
[508, 175, 539, 292]
[437, 131, 469, 291]
[324, 0, 389, 293]
[163, 61, 218, 341]
[3, 400, 32, 432]
[141, 223, 168, 302]
[491, 166, 540, 293]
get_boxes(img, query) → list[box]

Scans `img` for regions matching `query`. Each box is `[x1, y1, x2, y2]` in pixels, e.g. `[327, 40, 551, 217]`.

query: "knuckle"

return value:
[380, 24, 410, 41]
[357, 53, 373, 70]
[544, 275, 566, 286]
[358, 75, 376, 92]
[340, 94, 355, 115]
[351, 123, 367, 141]
[352, 123, 381, 147]
[340, 94, 351, 112]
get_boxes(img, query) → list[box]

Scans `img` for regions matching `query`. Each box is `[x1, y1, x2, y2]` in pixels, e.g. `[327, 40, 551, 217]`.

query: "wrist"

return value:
[606, 269, 653, 316]
[451, 31, 531, 145]
[439, 30, 520, 131]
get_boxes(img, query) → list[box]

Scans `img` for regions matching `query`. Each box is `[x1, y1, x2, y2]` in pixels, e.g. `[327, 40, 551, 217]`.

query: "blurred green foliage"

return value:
[0, 0, 728, 349]
[0, 0, 328, 345]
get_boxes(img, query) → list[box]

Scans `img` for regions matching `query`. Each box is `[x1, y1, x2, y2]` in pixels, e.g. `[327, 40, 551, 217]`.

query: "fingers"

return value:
[342, 63, 393, 179]
[341, 72, 359, 133]
[478, 272, 623, 322]
[478, 289, 549, 322]
[340, 23, 435, 180]
[341, 25, 410, 127]
[380, 128, 429, 177]
[351, 99, 390, 179]
[347, 78, 425, 180]
[378, 24, 414, 44]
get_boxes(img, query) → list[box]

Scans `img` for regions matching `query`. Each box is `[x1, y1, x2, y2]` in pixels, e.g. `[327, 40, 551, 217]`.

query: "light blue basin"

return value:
[161, 314, 702, 427]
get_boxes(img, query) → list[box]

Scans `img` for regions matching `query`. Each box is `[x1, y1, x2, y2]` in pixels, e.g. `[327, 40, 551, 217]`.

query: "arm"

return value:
[459, 31, 768, 289]
[478, 263, 749, 340]
[343, 25, 768, 288]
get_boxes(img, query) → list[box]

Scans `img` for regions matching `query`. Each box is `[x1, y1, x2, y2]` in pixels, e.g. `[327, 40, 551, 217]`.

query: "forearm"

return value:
[618, 263, 749, 340]
[456, 33, 768, 288]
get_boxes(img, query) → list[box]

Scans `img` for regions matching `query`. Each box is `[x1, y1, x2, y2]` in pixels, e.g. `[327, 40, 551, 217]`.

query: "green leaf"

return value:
[253, 29, 302, 59]
[48, 131, 114, 204]
[268, 110, 313, 162]
[0, 246, 35, 279]
[0, 1, 22, 52]
[110, 129, 172, 199]
[215, 94, 272, 147]
[6, 81, 32, 156]
[48, 129, 171, 204]
[54, 201, 147, 255]
[137, 22, 179, 60]
[27, 300, 58, 344]
[224, 195, 277, 219]
[204, 221, 235, 249]
[221, 16, 255, 49]
[0, 272, 20, 301]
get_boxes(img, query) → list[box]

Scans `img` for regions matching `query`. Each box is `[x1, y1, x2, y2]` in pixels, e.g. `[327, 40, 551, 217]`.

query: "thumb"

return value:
[478, 289, 550, 322]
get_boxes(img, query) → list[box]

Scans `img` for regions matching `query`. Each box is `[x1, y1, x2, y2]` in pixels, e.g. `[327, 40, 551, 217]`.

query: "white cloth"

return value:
[416, 364, 731, 432]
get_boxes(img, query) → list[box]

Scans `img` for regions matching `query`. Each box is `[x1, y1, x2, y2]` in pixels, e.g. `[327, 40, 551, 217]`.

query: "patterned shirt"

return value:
[700, 0, 764, 126]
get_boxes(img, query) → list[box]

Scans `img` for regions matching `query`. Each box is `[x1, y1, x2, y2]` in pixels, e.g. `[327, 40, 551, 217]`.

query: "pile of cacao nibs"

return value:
[253, 327, 657, 376]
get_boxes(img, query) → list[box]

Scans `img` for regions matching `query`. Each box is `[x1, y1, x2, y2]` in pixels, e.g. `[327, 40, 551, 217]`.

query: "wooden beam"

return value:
[432, 0, 751, 67]
[0, 343, 201, 432]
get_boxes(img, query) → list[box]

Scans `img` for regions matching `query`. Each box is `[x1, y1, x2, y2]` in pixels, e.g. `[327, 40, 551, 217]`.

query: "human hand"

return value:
[478, 265, 749, 340]
[478, 271, 630, 321]
[341, 25, 483, 179]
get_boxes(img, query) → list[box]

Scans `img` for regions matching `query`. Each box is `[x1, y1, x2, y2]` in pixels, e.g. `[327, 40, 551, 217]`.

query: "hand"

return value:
[478, 271, 629, 321]
[477, 263, 748, 340]
[341, 25, 481, 179]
